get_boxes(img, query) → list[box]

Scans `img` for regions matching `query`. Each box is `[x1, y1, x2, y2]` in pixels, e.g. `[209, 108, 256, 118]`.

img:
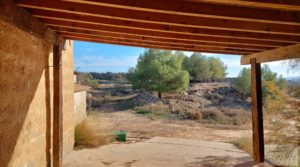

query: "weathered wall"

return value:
[0, 17, 75, 166]
[0, 18, 53, 167]
[74, 91, 87, 124]
[61, 40, 75, 157]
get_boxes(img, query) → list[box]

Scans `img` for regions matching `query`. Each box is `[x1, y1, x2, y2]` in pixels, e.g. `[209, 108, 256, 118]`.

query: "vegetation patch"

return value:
[134, 103, 171, 120]
[230, 137, 253, 156]
[200, 108, 251, 125]
[134, 102, 251, 125]
[74, 116, 112, 149]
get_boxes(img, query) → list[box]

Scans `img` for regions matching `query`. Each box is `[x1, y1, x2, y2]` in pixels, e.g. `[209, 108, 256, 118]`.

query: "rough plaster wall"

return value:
[0, 17, 75, 166]
[0, 18, 53, 167]
[62, 40, 75, 157]
[74, 91, 87, 125]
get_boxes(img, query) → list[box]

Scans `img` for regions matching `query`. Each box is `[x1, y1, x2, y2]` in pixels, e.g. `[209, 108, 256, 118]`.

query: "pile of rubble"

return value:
[166, 82, 251, 110]
[130, 90, 159, 106]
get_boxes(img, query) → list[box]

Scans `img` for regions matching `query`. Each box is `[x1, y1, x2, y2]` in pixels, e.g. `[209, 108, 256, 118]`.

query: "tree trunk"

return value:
[158, 92, 162, 99]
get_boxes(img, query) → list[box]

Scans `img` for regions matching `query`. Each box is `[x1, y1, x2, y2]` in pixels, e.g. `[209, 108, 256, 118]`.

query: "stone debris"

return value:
[165, 82, 251, 110]
[130, 90, 159, 106]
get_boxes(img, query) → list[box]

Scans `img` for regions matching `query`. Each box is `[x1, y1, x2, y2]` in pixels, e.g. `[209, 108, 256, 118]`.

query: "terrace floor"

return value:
[63, 137, 275, 167]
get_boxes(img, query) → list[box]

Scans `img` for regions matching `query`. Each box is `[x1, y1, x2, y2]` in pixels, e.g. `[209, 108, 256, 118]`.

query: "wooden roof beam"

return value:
[56, 29, 267, 52]
[41, 19, 293, 48]
[59, 31, 260, 52]
[187, 0, 300, 11]
[62, 0, 300, 25]
[28, 9, 300, 43]
[63, 35, 251, 55]
[16, 0, 300, 36]
[241, 44, 300, 64]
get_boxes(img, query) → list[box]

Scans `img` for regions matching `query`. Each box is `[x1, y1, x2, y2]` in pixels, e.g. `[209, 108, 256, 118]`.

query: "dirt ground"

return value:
[98, 111, 252, 143]
[63, 137, 256, 167]
[64, 83, 258, 166]
[63, 110, 255, 167]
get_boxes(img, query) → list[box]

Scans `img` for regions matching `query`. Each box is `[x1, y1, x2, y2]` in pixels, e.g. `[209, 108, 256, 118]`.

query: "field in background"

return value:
[78, 78, 299, 166]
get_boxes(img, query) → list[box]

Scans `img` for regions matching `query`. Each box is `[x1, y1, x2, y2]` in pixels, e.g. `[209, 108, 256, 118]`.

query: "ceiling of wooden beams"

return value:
[15, 0, 300, 55]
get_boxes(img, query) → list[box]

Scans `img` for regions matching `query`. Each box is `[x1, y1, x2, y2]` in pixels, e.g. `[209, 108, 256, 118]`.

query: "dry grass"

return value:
[264, 98, 286, 117]
[134, 102, 251, 125]
[230, 137, 253, 156]
[75, 115, 113, 149]
[134, 102, 170, 120]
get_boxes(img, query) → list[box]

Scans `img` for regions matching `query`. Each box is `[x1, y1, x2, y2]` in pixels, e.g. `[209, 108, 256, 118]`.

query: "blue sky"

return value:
[74, 41, 299, 78]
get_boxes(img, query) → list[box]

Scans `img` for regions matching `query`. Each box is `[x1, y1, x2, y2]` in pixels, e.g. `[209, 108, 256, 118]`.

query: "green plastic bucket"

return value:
[113, 130, 126, 142]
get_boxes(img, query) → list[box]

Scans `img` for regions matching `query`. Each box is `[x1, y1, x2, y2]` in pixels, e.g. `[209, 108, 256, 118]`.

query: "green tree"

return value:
[183, 53, 212, 81]
[128, 49, 189, 99]
[182, 53, 227, 81]
[234, 68, 251, 97]
[208, 57, 227, 81]
[234, 65, 287, 99]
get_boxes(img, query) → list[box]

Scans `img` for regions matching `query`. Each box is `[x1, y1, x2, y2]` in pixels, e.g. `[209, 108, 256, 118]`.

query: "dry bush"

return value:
[75, 116, 112, 149]
[288, 85, 300, 98]
[200, 108, 251, 125]
[181, 109, 202, 120]
[222, 108, 252, 125]
[264, 97, 286, 117]
[230, 137, 253, 156]
[135, 102, 251, 125]
[134, 102, 170, 119]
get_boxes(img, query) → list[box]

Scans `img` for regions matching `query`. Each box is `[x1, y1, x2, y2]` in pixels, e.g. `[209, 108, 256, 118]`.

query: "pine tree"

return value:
[128, 49, 189, 99]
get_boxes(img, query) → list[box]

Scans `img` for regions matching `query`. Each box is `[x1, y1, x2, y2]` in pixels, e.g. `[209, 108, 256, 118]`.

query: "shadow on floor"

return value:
[184, 156, 282, 167]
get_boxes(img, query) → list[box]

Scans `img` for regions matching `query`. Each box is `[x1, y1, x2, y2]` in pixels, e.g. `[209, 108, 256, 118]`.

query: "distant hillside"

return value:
[286, 76, 300, 85]
[285, 76, 300, 81]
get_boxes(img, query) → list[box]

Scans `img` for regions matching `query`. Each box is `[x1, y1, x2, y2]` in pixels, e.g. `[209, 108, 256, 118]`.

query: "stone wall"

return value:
[74, 91, 87, 125]
[0, 17, 75, 166]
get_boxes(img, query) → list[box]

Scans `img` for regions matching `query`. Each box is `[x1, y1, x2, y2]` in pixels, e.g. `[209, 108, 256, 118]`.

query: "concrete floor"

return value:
[63, 137, 273, 167]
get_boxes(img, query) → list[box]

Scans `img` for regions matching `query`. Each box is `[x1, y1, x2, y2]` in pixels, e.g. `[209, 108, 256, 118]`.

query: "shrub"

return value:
[222, 109, 251, 125]
[264, 97, 286, 117]
[134, 103, 251, 125]
[183, 110, 201, 120]
[74, 116, 112, 148]
[200, 108, 251, 125]
[288, 84, 300, 98]
[102, 92, 112, 102]
[231, 137, 253, 156]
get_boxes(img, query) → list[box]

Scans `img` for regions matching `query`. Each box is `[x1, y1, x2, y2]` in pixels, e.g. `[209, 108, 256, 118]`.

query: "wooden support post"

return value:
[250, 58, 265, 163]
[53, 37, 63, 167]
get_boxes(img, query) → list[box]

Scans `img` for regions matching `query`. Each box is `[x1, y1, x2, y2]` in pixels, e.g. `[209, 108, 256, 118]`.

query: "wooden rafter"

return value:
[63, 35, 252, 55]
[14, 0, 300, 55]
[42, 19, 293, 48]
[56, 29, 266, 52]
[186, 0, 300, 11]
[62, 0, 300, 25]
[48, 24, 289, 49]
[241, 44, 300, 64]
[15, 0, 300, 36]
[27, 9, 300, 44]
